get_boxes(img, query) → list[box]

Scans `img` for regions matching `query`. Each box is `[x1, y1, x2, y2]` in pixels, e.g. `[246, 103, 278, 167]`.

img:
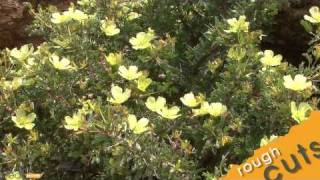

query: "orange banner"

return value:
[221, 111, 320, 180]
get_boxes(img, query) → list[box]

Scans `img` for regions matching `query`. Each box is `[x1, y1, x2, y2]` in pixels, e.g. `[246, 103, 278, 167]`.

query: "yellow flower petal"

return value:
[11, 106, 36, 130]
[105, 52, 123, 66]
[10, 44, 34, 62]
[207, 102, 227, 117]
[225, 15, 249, 33]
[127, 12, 141, 21]
[283, 74, 312, 91]
[304, 6, 320, 24]
[118, 65, 142, 80]
[180, 92, 200, 107]
[260, 50, 282, 67]
[50, 54, 74, 70]
[157, 106, 180, 120]
[107, 85, 131, 104]
[290, 101, 312, 123]
[136, 76, 152, 92]
[64, 112, 85, 131]
[127, 114, 149, 134]
[101, 19, 120, 36]
[145, 96, 166, 112]
[129, 28, 155, 50]
[192, 101, 210, 116]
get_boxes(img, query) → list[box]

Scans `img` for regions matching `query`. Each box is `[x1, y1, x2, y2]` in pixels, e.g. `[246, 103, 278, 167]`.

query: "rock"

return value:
[0, 0, 74, 50]
[0, 0, 32, 49]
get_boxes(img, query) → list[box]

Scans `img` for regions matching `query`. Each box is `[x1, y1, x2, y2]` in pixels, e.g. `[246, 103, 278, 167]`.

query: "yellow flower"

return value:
[227, 47, 246, 61]
[107, 85, 131, 104]
[157, 106, 181, 120]
[136, 76, 152, 92]
[70, 9, 88, 21]
[25, 58, 36, 69]
[283, 74, 312, 91]
[79, 99, 96, 114]
[260, 135, 278, 147]
[118, 65, 142, 80]
[51, 12, 72, 24]
[146, 96, 183, 120]
[129, 28, 155, 50]
[50, 54, 74, 70]
[225, 15, 249, 33]
[192, 101, 210, 116]
[1, 77, 23, 91]
[11, 77, 23, 90]
[127, 12, 141, 21]
[105, 52, 123, 66]
[304, 6, 320, 24]
[127, 114, 149, 134]
[260, 50, 282, 67]
[207, 102, 227, 117]
[290, 101, 313, 124]
[12, 107, 36, 130]
[180, 92, 201, 108]
[51, 8, 88, 24]
[145, 96, 166, 112]
[64, 111, 85, 131]
[101, 19, 120, 36]
[10, 44, 34, 62]
[5, 171, 23, 180]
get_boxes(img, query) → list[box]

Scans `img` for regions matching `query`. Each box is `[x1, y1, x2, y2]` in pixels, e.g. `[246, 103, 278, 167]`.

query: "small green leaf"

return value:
[301, 20, 313, 33]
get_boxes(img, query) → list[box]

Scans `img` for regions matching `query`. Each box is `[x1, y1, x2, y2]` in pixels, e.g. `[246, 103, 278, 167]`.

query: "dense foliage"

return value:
[1, 0, 320, 179]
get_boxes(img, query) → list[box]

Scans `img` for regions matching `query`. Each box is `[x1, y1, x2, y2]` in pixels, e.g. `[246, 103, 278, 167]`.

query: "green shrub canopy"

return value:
[1, 0, 320, 179]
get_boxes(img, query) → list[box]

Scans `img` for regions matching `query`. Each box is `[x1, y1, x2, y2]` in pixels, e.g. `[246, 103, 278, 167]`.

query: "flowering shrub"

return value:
[1, 0, 320, 179]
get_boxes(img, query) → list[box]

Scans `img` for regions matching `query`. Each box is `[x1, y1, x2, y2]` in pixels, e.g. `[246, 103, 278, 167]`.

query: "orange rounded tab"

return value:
[221, 111, 320, 180]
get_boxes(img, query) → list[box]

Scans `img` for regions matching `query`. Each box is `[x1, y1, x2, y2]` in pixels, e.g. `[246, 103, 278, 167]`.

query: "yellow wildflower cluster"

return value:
[225, 15, 249, 33]
[179, 92, 227, 117]
[192, 102, 227, 117]
[10, 44, 34, 62]
[118, 65, 152, 92]
[0, 77, 24, 91]
[51, 8, 88, 24]
[145, 96, 181, 120]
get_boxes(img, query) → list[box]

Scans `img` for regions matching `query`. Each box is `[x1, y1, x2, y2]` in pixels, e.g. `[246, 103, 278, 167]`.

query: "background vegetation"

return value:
[1, 0, 320, 179]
